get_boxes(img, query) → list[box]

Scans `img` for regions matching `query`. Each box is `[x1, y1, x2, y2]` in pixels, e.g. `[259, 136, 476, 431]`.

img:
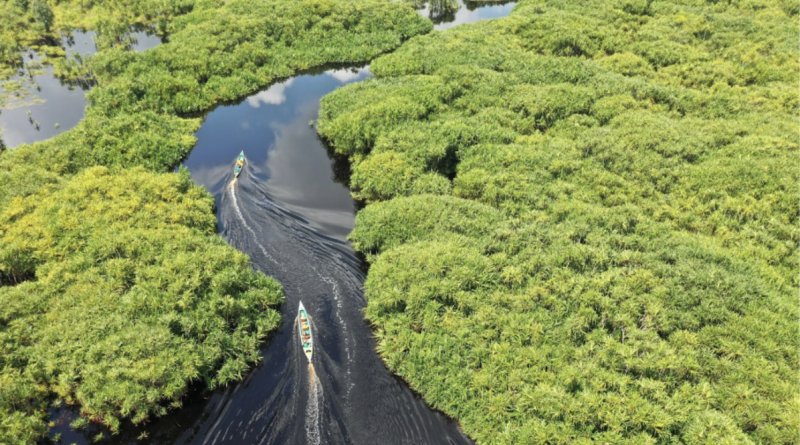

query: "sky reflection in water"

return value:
[182, 66, 372, 241]
[0, 30, 162, 148]
[43, 1, 518, 442]
[423, 0, 517, 31]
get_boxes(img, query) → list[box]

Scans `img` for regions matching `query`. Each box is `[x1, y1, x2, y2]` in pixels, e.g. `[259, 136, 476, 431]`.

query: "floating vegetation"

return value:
[317, 0, 799, 443]
[52, 51, 97, 89]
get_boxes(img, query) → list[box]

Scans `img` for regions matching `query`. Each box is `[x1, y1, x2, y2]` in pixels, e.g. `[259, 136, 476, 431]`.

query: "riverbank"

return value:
[0, 0, 431, 441]
[317, 0, 799, 443]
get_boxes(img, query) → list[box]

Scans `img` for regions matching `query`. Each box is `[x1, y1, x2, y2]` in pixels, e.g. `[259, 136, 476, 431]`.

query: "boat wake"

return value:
[306, 364, 323, 445]
[165, 172, 473, 444]
[228, 176, 280, 269]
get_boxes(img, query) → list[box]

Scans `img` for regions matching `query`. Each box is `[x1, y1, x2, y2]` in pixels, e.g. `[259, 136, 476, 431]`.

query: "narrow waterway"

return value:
[47, 1, 517, 443]
[180, 66, 469, 445]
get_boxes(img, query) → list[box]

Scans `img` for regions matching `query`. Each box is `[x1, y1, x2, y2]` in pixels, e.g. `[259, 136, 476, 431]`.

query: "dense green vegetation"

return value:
[0, 0, 430, 208]
[0, 167, 284, 441]
[0, 0, 430, 441]
[318, 0, 799, 443]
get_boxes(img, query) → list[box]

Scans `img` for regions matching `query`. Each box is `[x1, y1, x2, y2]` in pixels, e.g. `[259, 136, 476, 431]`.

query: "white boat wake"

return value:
[306, 364, 323, 445]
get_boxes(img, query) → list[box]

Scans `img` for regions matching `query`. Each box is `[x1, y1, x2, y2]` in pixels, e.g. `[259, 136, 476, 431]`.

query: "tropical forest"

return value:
[0, 0, 797, 443]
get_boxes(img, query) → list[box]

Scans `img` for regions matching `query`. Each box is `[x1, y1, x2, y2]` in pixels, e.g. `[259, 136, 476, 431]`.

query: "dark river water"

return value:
[46, 1, 517, 443]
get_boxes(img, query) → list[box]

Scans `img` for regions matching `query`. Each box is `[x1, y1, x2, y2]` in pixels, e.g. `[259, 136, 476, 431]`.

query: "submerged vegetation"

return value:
[0, 0, 430, 441]
[318, 0, 799, 443]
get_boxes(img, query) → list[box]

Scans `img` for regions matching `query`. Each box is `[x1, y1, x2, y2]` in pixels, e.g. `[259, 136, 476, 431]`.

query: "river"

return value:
[47, 1, 517, 443]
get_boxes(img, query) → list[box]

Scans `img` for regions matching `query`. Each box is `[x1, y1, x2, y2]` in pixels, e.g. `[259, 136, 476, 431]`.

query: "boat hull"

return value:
[298, 302, 313, 362]
[234, 151, 245, 177]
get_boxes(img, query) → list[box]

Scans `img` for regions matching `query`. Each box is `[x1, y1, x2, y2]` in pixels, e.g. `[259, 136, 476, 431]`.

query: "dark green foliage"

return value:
[318, 0, 799, 443]
[31, 0, 54, 31]
[0, 167, 284, 435]
[13, 0, 28, 11]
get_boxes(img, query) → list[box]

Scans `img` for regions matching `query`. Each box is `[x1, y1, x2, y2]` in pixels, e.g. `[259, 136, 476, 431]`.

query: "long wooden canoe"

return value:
[234, 150, 245, 177]
[298, 301, 313, 362]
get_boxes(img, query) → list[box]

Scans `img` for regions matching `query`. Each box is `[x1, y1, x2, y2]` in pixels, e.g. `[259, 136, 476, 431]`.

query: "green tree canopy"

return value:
[0, 0, 431, 441]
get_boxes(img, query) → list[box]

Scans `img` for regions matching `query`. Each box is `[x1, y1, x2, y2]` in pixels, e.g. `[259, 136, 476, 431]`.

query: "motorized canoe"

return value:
[234, 150, 245, 177]
[298, 301, 313, 362]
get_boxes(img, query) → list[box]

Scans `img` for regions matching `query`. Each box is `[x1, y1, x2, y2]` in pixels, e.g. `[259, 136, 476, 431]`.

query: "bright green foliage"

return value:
[0, 167, 284, 436]
[318, 0, 799, 443]
[1, 0, 430, 207]
[0, 111, 201, 208]
[0, 369, 48, 444]
[87, 0, 432, 114]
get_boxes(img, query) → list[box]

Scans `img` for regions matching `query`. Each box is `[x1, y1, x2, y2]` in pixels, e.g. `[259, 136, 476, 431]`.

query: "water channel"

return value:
[45, 1, 517, 443]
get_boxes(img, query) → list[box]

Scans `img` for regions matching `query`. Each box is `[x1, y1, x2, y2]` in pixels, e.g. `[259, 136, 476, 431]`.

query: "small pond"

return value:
[421, 0, 517, 30]
[0, 29, 163, 148]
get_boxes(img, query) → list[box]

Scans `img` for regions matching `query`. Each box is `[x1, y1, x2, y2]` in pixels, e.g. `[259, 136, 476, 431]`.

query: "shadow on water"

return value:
[0, 28, 163, 148]
[46, 1, 519, 443]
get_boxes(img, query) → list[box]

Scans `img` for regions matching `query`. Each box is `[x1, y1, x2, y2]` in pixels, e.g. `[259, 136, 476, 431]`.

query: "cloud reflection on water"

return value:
[245, 78, 296, 107]
[325, 66, 371, 83]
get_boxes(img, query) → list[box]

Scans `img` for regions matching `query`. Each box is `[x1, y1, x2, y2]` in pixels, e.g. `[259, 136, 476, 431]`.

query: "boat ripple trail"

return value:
[227, 179, 280, 269]
[306, 364, 323, 445]
[170, 173, 471, 445]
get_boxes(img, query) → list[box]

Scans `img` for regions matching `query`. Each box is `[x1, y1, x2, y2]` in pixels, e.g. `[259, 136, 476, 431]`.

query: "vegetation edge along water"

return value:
[317, 0, 799, 443]
[0, 0, 432, 442]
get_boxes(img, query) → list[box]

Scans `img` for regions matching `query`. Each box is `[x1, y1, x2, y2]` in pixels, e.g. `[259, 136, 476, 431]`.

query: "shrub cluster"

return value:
[1, 0, 431, 203]
[0, 0, 430, 441]
[317, 0, 798, 443]
[0, 167, 284, 440]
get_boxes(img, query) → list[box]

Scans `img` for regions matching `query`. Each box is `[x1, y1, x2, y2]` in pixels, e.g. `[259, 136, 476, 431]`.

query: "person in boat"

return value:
[236, 158, 243, 168]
